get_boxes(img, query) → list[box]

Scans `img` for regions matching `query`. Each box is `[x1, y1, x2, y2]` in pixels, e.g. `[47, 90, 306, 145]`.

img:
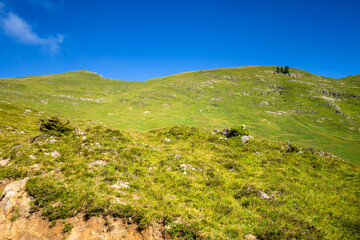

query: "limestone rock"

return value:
[222, 128, 230, 136]
[258, 190, 274, 200]
[0, 178, 29, 214]
[244, 233, 257, 239]
[0, 158, 10, 167]
[241, 136, 249, 143]
[51, 151, 61, 158]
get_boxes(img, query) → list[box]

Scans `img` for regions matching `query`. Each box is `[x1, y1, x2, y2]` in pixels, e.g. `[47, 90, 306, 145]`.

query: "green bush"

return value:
[165, 223, 200, 239]
[63, 222, 73, 233]
[39, 116, 74, 136]
[287, 143, 300, 152]
[227, 126, 250, 138]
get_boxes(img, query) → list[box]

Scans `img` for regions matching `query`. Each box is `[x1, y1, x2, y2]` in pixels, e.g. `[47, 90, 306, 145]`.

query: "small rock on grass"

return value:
[258, 190, 274, 200]
[244, 234, 257, 240]
[0, 158, 10, 166]
[51, 151, 61, 158]
[241, 136, 249, 143]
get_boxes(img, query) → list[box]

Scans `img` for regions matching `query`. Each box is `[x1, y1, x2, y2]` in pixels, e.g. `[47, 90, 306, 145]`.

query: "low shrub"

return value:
[165, 223, 201, 239]
[39, 116, 74, 136]
[227, 126, 250, 138]
[63, 222, 73, 233]
[287, 143, 300, 152]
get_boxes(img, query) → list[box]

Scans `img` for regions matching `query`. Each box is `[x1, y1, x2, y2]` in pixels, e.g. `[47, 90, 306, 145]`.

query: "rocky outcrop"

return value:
[0, 179, 164, 240]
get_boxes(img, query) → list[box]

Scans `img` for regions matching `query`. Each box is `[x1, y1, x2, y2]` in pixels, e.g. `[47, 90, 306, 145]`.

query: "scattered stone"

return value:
[75, 128, 85, 135]
[89, 160, 107, 166]
[111, 182, 130, 189]
[293, 109, 315, 114]
[0, 158, 10, 167]
[244, 234, 257, 239]
[163, 138, 171, 142]
[180, 164, 195, 172]
[132, 194, 141, 200]
[266, 111, 288, 116]
[50, 151, 61, 158]
[31, 164, 40, 169]
[258, 190, 274, 200]
[303, 147, 315, 153]
[174, 154, 182, 159]
[213, 129, 220, 133]
[219, 137, 227, 140]
[222, 128, 230, 135]
[180, 164, 187, 171]
[290, 73, 303, 78]
[143, 111, 150, 114]
[210, 97, 223, 101]
[29, 155, 36, 160]
[30, 134, 49, 143]
[24, 109, 32, 113]
[260, 101, 269, 106]
[241, 136, 250, 143]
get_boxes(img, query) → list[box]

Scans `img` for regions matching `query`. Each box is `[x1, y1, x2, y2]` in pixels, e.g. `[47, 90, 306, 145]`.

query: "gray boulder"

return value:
[222, 128, 230, 136]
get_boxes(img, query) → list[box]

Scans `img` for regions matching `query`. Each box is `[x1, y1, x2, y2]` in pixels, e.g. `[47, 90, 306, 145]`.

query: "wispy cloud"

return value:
[28, 0, 64, 10]
[0, 1, 64, 52]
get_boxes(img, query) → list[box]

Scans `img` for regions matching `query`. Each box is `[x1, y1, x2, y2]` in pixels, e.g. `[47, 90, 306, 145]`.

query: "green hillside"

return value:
[0, 101, 359, 239]
[0, 66, 359, 162]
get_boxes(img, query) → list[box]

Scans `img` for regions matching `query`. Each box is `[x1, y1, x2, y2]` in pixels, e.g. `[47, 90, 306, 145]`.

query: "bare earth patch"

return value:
[0, 179, 164, 240]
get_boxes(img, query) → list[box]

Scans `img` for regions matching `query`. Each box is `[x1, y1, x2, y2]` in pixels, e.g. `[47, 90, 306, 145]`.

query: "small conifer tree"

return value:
[281, 67, 284, 73]
[276, 67, 280, 73]
[284, 66, 290, 74]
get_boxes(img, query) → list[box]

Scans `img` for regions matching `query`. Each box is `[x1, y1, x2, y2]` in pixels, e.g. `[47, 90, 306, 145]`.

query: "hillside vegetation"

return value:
[0, 66, 359, 162]
[0, 101, 359, 239]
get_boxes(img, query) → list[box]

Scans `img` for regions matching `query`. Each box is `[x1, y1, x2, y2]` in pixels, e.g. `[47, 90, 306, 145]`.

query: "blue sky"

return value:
[0, 0, 359, 80]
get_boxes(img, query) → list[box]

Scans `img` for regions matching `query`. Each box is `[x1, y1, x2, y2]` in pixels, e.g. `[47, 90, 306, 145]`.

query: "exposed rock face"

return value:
[0, 179, 164, 240]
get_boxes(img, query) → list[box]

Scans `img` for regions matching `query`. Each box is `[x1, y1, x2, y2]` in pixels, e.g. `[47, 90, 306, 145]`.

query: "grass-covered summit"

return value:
[0, 101, 359, 239]
[0, 66, 359, 162]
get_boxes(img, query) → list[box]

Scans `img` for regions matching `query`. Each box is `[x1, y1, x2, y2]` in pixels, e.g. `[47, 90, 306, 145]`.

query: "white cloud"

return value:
[0, 2, 64, 52]
[28, 0, 64, 10]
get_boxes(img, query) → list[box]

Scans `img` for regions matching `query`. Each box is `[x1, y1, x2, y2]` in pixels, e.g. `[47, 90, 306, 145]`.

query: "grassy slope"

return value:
[0, 101, 359, 239]
[0, 66, 359, 162]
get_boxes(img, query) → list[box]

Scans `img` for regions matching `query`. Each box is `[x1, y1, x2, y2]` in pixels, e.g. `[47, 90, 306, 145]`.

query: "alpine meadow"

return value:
[0, 66, 359, 239]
